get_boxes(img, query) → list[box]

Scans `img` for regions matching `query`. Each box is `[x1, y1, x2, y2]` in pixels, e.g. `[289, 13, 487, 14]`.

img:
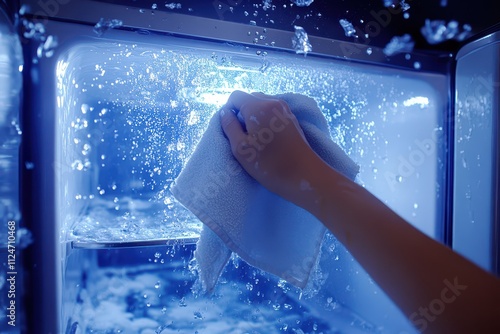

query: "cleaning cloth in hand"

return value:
[170, 93, 359, 292]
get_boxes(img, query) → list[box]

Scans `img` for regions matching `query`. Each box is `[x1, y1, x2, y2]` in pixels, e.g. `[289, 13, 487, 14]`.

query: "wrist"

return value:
[285, 150, 346, 218]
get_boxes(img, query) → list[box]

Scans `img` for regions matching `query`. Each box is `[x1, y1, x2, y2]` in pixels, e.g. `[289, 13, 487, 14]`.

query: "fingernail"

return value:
[220, 108, 226, 117]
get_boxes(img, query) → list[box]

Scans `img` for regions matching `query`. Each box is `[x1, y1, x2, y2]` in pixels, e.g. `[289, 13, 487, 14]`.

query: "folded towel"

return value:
[170, 93, 359, 293]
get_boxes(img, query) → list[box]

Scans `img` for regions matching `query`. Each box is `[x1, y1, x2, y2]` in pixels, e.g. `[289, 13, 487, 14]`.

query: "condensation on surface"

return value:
[56, 39, 441, 244]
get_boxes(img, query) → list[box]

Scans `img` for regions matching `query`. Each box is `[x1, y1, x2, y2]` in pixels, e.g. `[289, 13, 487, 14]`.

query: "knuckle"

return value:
[232, 141, 245, 156]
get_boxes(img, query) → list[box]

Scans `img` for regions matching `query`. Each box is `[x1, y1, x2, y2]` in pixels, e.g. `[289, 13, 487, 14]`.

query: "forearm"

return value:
[295, 153, 500, 333]
[218, 91, 500, 332]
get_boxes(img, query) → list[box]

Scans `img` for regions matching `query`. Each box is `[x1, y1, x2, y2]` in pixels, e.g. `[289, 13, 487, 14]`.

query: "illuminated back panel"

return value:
[53, 31, 447, 247]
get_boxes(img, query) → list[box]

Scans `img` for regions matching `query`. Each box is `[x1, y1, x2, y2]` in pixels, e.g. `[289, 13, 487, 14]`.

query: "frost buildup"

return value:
[20, 16, 58, 59]
[400, 0, 410, 11]
[291, 0, 314, 6]
[93, 18, 124, 37]
[383, 0, 410, 11]
[383, 34, 415, 56]
[165, 2, 182, 9]
[339, 19, 357, 38]
[292, 26, 312, 55]
[421, 19, 472, 45]
[37, 34, 58, 58]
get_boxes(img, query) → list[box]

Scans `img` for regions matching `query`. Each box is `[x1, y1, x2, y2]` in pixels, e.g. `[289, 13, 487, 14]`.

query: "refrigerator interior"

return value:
[1, 0, 498, 333]
[46, 22, 447, 333]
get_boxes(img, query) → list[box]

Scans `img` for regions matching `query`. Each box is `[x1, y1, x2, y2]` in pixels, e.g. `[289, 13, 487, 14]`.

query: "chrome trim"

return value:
[71, 237, 198, 249]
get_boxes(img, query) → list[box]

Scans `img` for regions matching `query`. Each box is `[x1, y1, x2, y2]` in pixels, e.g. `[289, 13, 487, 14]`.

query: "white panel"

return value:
[453, 32, 500, 273]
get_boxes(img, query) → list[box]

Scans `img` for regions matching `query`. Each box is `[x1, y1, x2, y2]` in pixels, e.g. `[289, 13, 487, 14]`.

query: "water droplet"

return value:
[339, 19, 357, 37]
[93, 18, 123, 37]
[81, 103, 90, 114]
[383, 34, 414, 56]
[292, 26, 312, 55]
[82, 143, 91, 156]
[328, 243, 336, 253]
[462, 157, 467, 168]
[72, 160, 84, 171]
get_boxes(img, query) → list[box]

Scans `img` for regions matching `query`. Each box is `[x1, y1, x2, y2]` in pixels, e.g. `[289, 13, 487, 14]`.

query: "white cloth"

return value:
[170, 93, 359, 292]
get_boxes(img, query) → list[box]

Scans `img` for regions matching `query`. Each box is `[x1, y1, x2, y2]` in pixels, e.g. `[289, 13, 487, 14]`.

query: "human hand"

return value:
[220, 90, 321, 204]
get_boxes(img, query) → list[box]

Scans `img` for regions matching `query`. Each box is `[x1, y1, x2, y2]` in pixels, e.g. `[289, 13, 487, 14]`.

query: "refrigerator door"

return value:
[453, 28, 500, 275]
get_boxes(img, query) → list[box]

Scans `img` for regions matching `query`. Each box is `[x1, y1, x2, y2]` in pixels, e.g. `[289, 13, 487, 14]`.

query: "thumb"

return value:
[220, 106, 246, 151]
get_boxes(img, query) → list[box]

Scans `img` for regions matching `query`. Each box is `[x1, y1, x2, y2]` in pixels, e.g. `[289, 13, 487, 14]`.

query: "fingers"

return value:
[251, 92, 272, 99]
[219, 105, 246, 153]
[252, 93, 303, 134]
[223, 90, 303, 139]
[225, 91, 269, 132]
[224, 90, 261, 113]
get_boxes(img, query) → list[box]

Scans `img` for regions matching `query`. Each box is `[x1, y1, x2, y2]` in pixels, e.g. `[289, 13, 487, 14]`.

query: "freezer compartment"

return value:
[54, 27, 448, 246]
[64, 242, 388, 333]
[23, 17, 450, 333]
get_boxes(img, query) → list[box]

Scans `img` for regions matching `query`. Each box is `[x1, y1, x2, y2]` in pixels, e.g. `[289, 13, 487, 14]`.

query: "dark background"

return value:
[99, 0, 500, 54]
[3, 0, 499, 54]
